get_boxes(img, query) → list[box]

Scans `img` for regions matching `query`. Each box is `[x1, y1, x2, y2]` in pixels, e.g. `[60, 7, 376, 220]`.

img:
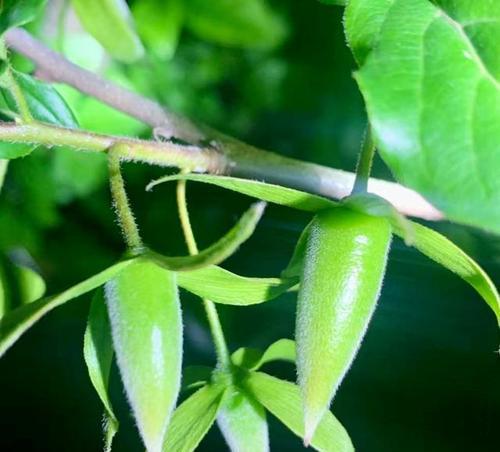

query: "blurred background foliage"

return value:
[0, 0, 498, 451]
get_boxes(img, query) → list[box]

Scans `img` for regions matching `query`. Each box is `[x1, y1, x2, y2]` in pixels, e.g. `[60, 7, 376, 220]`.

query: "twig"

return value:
[4, 27, 443, 221]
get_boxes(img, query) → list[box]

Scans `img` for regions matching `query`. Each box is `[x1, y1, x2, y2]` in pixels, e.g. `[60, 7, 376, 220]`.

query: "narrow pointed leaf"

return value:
[146, 201, 266, 271]
[177, 265, 296, 305]
[393, 221, 500, 324]
[296, 208, 391, 440]
[245, 372, 354, 452]
[105, 260, 182, 452]
[254, 339, 295, 370]
[71, 0, 144, 62]
[163, 383, 225, 452]
[281, 222, 312, 279]
[217, 385, 269, 452]
[83, 290, 118, 452]
[147, 174, 336, 212]
[231, 339, 295, 371]
[0, 258, 134, 358]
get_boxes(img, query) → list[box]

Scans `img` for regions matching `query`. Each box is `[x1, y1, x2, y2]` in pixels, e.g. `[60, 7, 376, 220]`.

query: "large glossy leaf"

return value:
[296, 208, 391, 441]
[393, 221, 500, 324]
[245, 372, 354, 452]
[83, 290, 118, 452]
[216, 385, 269, 452]
[147, 174, 336, 212]
[71, 0, 144, 62]
[146, 201, 266, 271]
[105, 260, 182, 452]
[0, 0, 46, 35]
[163, 383, 225, 452]
[348, 0, 500, 233]
[177, 265, 296, 305]
[184, 0, 287, 49]
[0, 258, 134, 358]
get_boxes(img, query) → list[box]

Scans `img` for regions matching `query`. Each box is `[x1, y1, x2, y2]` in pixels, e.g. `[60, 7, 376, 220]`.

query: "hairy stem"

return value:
[108, 148, 143, 251]
[352, 127, 376, 195]
[3, 68, 33, 123]
[176, 178, 231, 369]
[4, 27, 443, 221]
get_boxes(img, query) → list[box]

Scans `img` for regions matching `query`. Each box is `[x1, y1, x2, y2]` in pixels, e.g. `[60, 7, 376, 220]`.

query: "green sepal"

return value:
[0, 258, 135, 358]
[83, 289, 118, 452]
[147, 173, 336, 212]
[231, 338, 296, 370]
[163, 382, 226, 452]
[393, 221, 500, 324]
[244, 372, 354, 451]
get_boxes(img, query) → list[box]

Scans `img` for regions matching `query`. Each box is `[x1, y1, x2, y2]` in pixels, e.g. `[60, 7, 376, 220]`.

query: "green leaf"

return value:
[216, 385, 269, 452]
[13, 263, 46, 305]
[71, 0, 144, 63]
[1, 71, 78, 126]
[0, 258, 134, 358]
[182, 365, 212, 392]
[0, 0, 46, 36]
[105, 260, 182, 452]
[245, 372, 354, 452]
[349, 0, 500, 233]
[281, 222, 312, 279]
[133, 0, 184, 59]
[163, 383, 225, 452]
[184, 0, 288, 49]
[232, 339, 296, 371]
[344, 0, 393, 65]
[83, 290, 118, 452]
[146, 201, 266, 271]
[147, 174, 336, 212]
[393, 221, 500, 324]
[177, 265, 296, 305]
[0, 143, 33, 159]
[296, 208, 391, 441]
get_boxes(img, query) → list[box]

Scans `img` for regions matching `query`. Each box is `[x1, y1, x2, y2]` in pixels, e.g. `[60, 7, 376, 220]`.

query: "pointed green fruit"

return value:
[105, 260, 182, 452]
[296, 207, 391, 442]
[217, 385, 269, 452]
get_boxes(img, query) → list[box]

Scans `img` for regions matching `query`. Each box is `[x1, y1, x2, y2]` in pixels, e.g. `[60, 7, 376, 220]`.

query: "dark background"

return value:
[0, 1, 498, 451]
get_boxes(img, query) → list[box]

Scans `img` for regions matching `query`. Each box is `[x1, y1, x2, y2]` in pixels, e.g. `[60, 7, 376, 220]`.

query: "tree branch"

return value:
[4, 27, 443, 221]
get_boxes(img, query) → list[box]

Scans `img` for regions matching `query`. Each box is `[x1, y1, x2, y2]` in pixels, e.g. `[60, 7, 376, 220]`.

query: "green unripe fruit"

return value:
[105, 260, 182, 452]
[296, 207, 392, 443]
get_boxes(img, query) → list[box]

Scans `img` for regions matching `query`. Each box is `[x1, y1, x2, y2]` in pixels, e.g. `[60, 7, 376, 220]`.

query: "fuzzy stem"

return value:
[4, 27, 443, 221]
[176, 178, 231, 370]
[108, 148, 143, 251]
[352, 127, 376, 195]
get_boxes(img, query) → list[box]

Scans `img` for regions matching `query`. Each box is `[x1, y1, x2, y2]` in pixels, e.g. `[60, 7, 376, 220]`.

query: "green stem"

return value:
[108, 147, 143, 251]
[176, 177, 231, 370]
[352, 127, 376, 195]
[4, 68, 33, 123]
